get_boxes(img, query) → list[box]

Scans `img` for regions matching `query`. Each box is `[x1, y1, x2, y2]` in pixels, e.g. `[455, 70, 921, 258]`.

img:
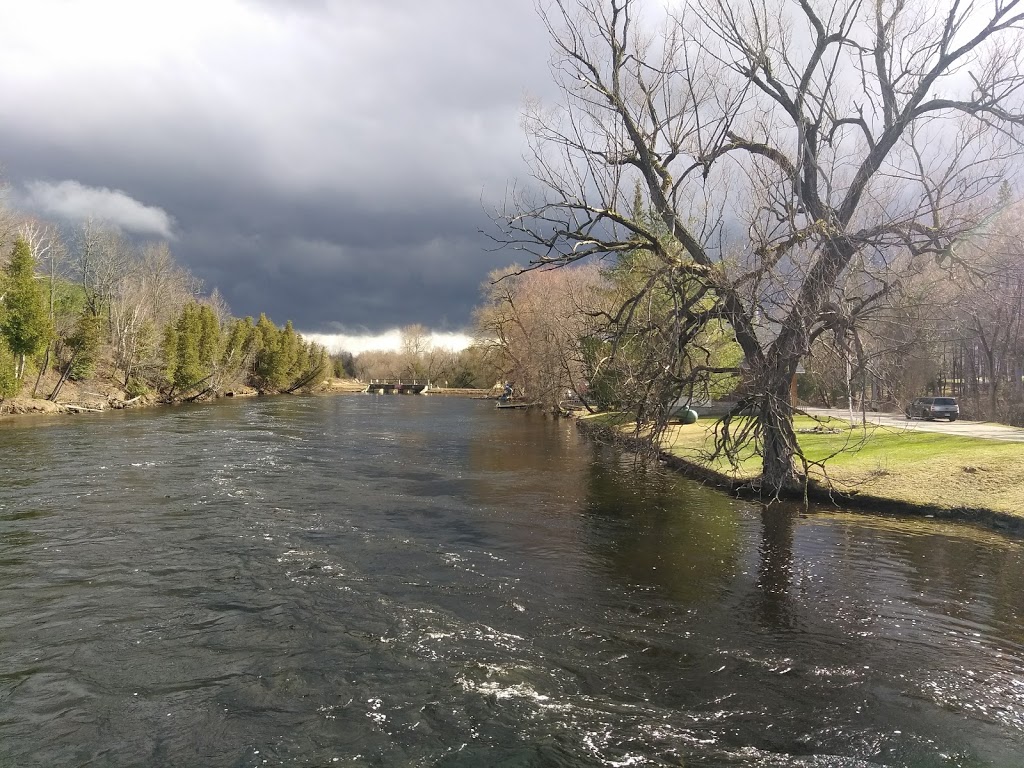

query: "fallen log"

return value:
[65, 404, 105, 413]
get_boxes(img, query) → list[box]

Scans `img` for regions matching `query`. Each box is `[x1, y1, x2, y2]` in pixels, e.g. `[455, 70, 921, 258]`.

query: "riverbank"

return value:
[0, 373, 157, 418]
[0, 375, 370, 421]
[578, 413, 1024, 534]
[0, 378, 497, 422]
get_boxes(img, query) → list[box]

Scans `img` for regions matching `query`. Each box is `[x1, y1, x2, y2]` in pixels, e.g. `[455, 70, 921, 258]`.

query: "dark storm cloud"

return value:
[189, 228, 498, 331]
[0, 0, 556, 335]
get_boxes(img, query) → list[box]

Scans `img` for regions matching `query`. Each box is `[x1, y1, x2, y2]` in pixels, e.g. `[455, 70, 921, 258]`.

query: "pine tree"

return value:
[1, 238, 52, 380]
[279, 320, 301, 385]
[173, 303, 204, 393]
[251, 313, 282, 392]
[0, 337, 18, 398]
[221, 316, 256, 383]
[197, 304, 221, 370]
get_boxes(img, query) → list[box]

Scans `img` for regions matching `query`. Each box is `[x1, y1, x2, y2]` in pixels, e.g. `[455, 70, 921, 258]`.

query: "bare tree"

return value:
[399, 324, 437, 380]
[207, 288, 233, 328]
[475, 264, 605, 407]
[945, 205, 1024, 419]
[110, 241, 201, 387]
[75, 220, 136, 324]
[499, 0, 1024, 495]
[355, 349, 403, 381]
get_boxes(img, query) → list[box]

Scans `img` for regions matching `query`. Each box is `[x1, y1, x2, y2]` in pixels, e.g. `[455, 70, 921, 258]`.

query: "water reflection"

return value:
[468, 409, 589, 476]
[466, 410, 594, 558]
[755, 506, 797, 631]
[580, 452, 742, 605]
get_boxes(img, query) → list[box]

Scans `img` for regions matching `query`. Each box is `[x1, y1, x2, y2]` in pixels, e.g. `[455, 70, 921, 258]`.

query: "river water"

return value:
[1, 395, 1023, 767]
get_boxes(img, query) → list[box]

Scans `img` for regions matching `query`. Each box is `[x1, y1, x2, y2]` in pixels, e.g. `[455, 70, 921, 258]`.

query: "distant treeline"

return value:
[0, 214, 327, 402]
[347, 324, 498, 390]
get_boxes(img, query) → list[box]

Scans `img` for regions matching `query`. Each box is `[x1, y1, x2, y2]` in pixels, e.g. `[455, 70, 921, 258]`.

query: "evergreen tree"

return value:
[247, 315, 324, 393]
[331, 351, 356, 378]
[173, 303, 204, 393]
[1, 238, 52, 380]
[157, 302, 225, 398]
[221, 316, 256, 383]
[197, 304, 221, 370]
[279, 321, 301, 384]
[280, 340, 328, 393]
[0, 337, 18, 398]
[251, 313, 283, 392]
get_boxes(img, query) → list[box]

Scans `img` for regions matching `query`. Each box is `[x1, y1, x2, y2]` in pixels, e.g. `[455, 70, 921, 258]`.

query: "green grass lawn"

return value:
[586, 413, 1024, 518]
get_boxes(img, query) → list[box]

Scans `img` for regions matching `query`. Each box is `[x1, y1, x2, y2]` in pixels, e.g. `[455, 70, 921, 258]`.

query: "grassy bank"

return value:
[582, 413, 1024, 523]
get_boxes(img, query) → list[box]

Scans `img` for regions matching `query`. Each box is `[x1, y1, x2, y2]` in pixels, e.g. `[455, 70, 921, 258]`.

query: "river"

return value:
[1, 394, 1022, 767]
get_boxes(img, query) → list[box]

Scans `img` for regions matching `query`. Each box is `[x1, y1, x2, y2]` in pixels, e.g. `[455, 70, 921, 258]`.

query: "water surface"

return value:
[1, 395, 1022, 766]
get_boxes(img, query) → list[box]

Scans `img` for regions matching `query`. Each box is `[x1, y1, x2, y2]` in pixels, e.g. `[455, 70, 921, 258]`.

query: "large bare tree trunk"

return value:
[760, 370, 801, 495]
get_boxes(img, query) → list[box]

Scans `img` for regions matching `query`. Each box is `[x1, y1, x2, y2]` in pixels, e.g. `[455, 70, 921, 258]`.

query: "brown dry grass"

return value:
[587, 414, 1024, 518]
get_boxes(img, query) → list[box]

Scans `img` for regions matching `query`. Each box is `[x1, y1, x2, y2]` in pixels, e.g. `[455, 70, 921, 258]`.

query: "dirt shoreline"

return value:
[575, 417, 1024, 537]
[0, 392, 157, 419]
[0, 378, 366, 422]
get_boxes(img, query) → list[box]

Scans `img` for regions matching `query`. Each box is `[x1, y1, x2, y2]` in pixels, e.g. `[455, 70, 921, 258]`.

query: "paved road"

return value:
[803, 407, 1024, 443]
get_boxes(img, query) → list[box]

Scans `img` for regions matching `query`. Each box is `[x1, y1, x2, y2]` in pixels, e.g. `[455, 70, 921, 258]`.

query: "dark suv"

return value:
[905, 396, 959, 422]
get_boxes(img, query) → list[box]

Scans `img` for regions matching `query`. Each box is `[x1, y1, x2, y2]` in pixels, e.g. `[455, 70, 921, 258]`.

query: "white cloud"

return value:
[21, 180, 175, 238]
[302, 329, 474, 356]
[303, 330, 403, 355]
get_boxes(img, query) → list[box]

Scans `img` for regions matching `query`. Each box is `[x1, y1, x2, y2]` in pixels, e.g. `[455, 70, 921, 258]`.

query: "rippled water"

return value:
[1, 395, 1023, 767]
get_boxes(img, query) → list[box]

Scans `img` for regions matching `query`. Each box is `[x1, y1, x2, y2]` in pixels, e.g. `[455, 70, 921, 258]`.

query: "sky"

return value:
[0, 1, 555, 349]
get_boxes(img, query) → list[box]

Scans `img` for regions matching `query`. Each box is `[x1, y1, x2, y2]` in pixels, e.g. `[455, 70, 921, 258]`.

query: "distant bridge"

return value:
[363, 379, 428, 394]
